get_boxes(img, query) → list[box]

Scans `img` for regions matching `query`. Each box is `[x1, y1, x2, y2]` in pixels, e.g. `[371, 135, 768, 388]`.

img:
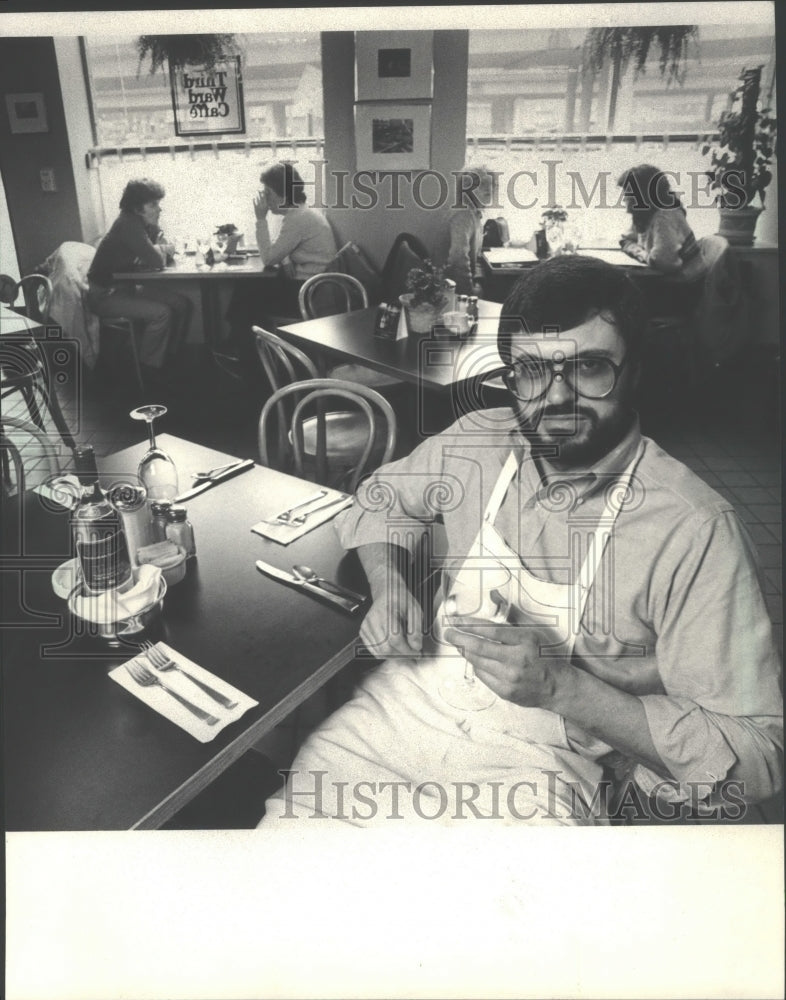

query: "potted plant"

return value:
[400, 260, 449, 334]
[539, 206, 570, 255]
[214, 223, 243, 255]
[702, 65, 777, 246]
[136, 34, 239, 75]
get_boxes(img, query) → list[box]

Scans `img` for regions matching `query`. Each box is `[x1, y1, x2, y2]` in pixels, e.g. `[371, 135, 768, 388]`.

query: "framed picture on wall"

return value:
[5, 93, 48, 134]
[355, 31, 434, 100]
[355, 102, 431, 171]
[169, 57, 246, 137]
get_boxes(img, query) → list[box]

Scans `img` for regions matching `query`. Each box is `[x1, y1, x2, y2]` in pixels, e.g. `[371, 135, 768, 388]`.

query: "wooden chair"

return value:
[0, 273, 53, 323]
[258, 376, 397, 493]
[98, 316, 146, 395]
[1, 415, 62, 498]
[297, 272, 402, 391]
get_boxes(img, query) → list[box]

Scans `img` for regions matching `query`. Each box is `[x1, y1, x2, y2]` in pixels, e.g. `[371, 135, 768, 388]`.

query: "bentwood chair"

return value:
[1, 415, 62, 498]
[298, 271, 402, 391]
[0, 273, 53, 323]
[255, 325, 396, 489]
[258, 376, 397, 493]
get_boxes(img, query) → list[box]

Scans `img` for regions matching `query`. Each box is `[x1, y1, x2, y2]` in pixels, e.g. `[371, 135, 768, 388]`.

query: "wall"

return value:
[321, 30, 469, 269]
[0, 37, 83, 274]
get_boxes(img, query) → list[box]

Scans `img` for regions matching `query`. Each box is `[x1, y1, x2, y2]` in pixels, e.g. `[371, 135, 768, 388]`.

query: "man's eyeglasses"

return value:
[502, 351, 628, 401]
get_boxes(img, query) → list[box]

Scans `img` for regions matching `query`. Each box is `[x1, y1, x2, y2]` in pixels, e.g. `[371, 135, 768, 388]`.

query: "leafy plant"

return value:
[137, 34, 239, 75]
[703, 65, 777, 209]
[404, 260, 448, 309]
[582, 26, 699, 85]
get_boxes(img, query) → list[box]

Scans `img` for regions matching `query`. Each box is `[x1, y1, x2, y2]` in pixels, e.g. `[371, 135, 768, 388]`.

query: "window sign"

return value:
[169, 57, 245, 137]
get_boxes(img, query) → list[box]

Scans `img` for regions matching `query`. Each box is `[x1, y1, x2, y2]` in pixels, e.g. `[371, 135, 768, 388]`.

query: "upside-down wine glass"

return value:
[129, 404, 178, 500]
[438, 562, 512, 711]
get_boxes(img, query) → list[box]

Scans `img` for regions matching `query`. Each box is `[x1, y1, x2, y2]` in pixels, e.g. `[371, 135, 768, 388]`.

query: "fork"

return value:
[289, 494, 349, 525]
[141, 641, 238, 710]
[125, 658, 220, 725]
[275, 489, 328, 523]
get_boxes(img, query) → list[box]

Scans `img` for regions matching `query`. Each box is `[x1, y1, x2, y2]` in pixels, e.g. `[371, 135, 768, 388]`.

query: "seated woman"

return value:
[617, 164, 707, 282]
[222, 162, 336, 363]
[444, 165, 496, 297]
[87, 178, 192, 376]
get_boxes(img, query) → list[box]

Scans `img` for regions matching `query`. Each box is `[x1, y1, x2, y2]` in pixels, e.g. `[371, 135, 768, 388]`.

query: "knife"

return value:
[175, 459, 255, 502]
[255, 559, 362, 614]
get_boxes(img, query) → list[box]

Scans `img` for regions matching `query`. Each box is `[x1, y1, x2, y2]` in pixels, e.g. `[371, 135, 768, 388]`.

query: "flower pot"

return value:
[399, 294, 444, 335]
[717, 206, 762, 247]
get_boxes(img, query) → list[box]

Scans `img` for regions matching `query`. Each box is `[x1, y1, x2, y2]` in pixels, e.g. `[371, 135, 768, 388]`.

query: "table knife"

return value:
[175, 459, 254, 502]
[255, 560, 362, 614]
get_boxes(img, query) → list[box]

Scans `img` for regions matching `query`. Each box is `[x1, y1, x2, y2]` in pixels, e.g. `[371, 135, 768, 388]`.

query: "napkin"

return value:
[69, 564, 164, 623]
[109, 641, 258, 743]
[251, 490, 353, 545]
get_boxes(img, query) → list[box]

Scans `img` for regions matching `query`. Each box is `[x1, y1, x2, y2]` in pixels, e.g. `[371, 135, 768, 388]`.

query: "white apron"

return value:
[262, 447, 644, 827]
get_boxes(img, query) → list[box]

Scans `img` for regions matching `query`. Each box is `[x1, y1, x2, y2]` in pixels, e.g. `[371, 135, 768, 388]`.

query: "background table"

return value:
[2, 434, 368, 830]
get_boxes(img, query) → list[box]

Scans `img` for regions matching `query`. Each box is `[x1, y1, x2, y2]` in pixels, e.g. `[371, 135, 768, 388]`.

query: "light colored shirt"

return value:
[445, 204, 483, 295]
[335, 410, 783, 802]
[621, 208, 706, 280]
[256, 206, 336, 280]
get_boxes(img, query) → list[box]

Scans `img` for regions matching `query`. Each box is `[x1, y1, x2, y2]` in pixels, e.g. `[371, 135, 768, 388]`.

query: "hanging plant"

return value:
[137, 34, 239, 75]
[582, 26, 699, 85]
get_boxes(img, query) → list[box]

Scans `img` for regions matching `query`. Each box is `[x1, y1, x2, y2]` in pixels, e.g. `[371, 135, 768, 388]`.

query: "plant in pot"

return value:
[214, 224, 243, 255]
[702, 65, 777, 246]
[136, 34, 239, 75]
[400, 260, 449, 334]
[540, 205, 570, 256]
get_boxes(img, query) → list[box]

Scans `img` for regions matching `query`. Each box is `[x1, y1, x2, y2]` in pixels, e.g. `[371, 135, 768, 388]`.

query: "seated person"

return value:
[617, 164, 707, 282]
[87, 178, 192, 375]
[444, 165, 496, 297]
[259, 256, 782, 826]
[222, 162, 336, 362]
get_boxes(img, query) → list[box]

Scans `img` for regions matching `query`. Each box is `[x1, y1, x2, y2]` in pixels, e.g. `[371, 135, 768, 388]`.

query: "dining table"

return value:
[1, 433, 369, 830]
[112, 251, 278, 356]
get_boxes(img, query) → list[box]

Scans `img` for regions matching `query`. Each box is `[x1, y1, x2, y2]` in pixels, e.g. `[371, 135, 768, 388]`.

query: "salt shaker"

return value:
[165, 505, 196, 558]
[150, 500, 173, 542]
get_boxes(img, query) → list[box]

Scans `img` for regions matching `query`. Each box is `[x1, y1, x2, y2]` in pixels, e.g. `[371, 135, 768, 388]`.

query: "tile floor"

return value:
[7, 337, 782, 824]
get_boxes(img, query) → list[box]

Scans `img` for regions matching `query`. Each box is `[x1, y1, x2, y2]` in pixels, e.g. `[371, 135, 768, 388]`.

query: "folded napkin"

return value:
[251, 489, 353, 545]
[69, 564, 164, 623]
[34, 474, 82, 509]
[109, 641, 258, 743]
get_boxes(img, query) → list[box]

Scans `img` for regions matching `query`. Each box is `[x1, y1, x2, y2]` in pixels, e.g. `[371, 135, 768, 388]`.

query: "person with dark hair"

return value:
[87, 178, 192, 375]
[444, 165, 496, 296]
[220, 162, 335, 364]
[617, 164, 707, 281]
[259, 255, 782, 827]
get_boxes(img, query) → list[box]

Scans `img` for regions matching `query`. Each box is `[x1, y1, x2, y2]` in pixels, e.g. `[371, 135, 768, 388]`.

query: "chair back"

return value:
[1, 415, 62, 497]
[329, 241, 385, 305]
[381, 235, 429, 303]
[258, 377, 397, 493]
[0, 274, 53, 323]
[254, 325, 319, 463]
[298, 272, 369, 320]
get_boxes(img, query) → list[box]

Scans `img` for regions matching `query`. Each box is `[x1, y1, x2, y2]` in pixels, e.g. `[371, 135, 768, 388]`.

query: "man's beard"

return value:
[512, 399, 636, 468]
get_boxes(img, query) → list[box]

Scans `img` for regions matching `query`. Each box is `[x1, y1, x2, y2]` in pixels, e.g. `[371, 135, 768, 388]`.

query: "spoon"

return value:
[292, 565, 366, 604]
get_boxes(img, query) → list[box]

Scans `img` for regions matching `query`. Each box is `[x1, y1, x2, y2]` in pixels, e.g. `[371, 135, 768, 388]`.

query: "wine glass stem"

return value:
[464, 660, 475, 684]
[146, 419, 157, 450]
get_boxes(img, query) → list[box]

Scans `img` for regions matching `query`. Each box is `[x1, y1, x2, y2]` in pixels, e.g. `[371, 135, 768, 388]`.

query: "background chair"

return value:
[297, 272, 401, 391]
[0, 273, 53, 324]
[254, 327, 396, 490]
[329, 240, 385, 305]
[258, 376, 397, 493]
[1, 415, 62, 498]
[98, 316, 146, 395]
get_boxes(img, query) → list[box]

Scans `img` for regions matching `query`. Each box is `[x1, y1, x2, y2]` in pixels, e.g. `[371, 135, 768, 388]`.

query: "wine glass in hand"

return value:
[438, 563, 512, 711]
[130, 404, 178, 500]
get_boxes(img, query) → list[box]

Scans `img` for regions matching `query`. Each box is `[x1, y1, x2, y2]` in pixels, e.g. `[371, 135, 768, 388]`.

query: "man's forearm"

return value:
[550, 663, 672, 778]
[355, 542, 409, 597]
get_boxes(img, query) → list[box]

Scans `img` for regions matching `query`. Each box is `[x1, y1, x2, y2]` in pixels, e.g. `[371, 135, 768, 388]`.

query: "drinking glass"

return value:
[438, 562, 512, 711]
[195, 237, 210, 266]
[129, 404, 178, 500]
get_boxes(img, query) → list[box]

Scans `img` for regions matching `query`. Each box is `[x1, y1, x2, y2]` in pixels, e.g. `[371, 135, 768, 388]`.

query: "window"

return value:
[82, 33, 324, 242]
[465, 23, 776, 247]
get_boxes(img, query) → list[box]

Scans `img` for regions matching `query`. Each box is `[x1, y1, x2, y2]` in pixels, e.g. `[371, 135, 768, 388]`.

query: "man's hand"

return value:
[443, 618, 569, 708]
[359, 568, 423, 658]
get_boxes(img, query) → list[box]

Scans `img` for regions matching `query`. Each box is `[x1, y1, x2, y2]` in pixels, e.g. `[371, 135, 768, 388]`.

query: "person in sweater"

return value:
[618, 164, 707, 280]
[220, 162, 336, 365]
[444, 165, 496, 297]
[87, 178, 192, 374]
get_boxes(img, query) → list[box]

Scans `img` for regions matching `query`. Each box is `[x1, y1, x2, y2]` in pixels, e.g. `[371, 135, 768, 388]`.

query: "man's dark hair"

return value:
[119, 178, 166, 212]
[260, 161, 307, 206]
[497, 256, 645, 364]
